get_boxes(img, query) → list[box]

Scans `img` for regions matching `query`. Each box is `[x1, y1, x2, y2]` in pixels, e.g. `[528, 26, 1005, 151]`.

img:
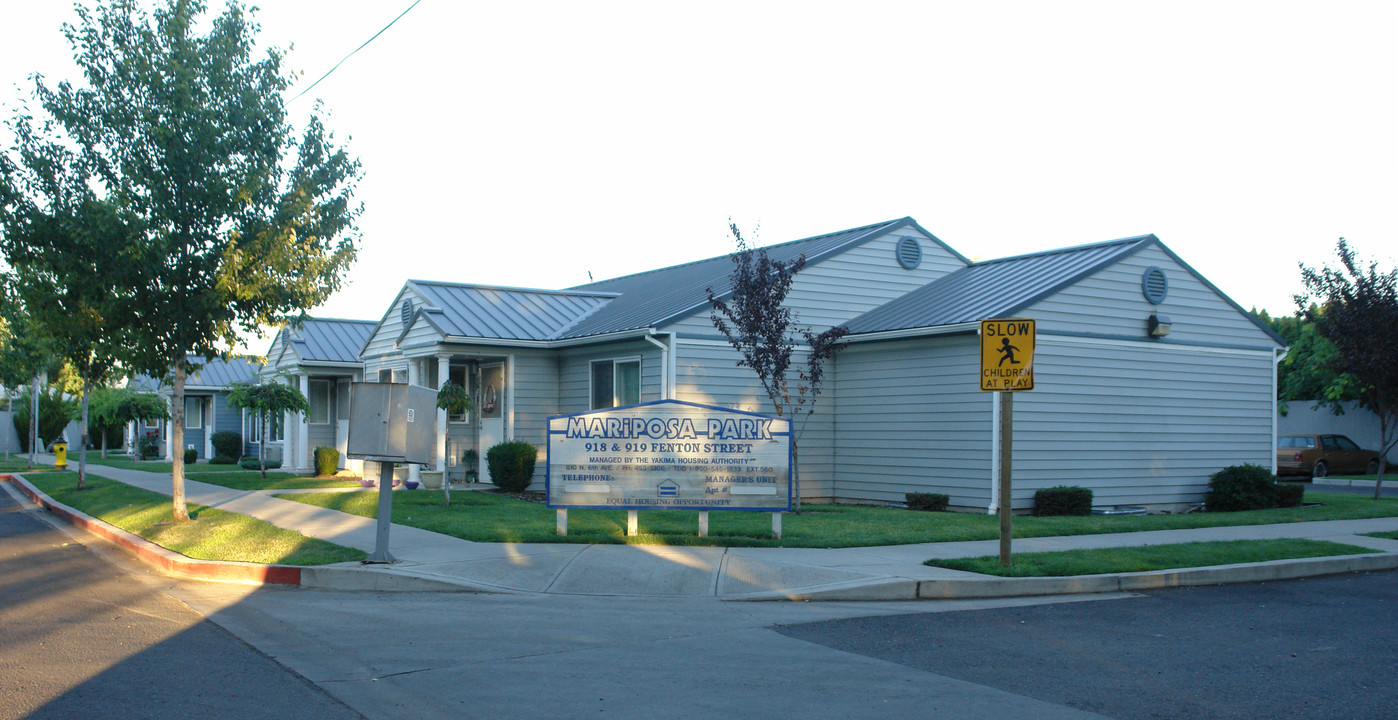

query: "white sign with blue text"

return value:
[546, 400, 792, 511]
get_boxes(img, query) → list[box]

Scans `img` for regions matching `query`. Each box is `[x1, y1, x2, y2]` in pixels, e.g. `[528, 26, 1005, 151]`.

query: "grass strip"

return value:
[23, 471, 365, 565]
[1363, 530, 1398, 541]
[83, 457, 256, 473]
[926, 539, 1374, 577]
[187, 472, 358, 491]
[280, 488, 1398, 548]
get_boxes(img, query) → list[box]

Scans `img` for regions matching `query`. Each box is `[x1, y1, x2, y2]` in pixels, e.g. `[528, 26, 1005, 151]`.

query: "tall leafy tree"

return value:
[1253, 308, 1362, 412]
[436, 380, 471, 507]
[1297, 238, 1398, 498]
[0, 283, 62, 468]
[227, 380, 307, 479]
[20, 0, 361, 519]
[0, 120, 136, 489]
[708, 222, 849, 511]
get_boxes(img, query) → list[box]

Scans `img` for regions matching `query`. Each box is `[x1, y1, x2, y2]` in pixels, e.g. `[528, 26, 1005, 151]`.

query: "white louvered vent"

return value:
[1142, 267, 1168, 304]
[895, 237, 923, 270]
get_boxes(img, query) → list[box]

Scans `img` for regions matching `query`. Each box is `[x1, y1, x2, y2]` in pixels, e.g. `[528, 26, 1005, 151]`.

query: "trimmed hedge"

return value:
[211, 431, 243, 460]
[1276, 482, 1306, 508]
[1034, 486, 1093, 516]
[241, 456, 281, 471]
[1206, 464, 1278, 512]
[183, 448, 198, 465]
[314, 446, 340, 476]
[486, 441, 537, 493]
[906, 492, 949, 512]
[209, 455, 236, 465]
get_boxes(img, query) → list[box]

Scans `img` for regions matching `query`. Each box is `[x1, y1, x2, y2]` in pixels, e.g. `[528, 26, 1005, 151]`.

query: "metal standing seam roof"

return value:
[283, 318, 376, 364]
[405, 280, 618, 342]
[842, 236, 1157, 335]
[130, 355, 263, 392]
[558, 217, 966, 339]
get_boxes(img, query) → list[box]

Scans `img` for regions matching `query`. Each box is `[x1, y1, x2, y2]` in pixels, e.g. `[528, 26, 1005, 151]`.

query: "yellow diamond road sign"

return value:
[980, 319, 1035, 391]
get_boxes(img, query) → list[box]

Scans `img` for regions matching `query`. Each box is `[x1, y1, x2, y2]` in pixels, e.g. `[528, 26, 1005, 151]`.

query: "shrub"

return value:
[486, 441, 537, 492]
[209, 455, 236, 465]
[241, 456, 281, 471]
[138, 432, 160, 459]
[210, 431, 243, 460]
[906, 492, 949, 511]
[1205, 463, 1278, 512]
[11, 388, 78, 452]
[314, 446, 340, 476]
[183, 447, 198, 464]
[1034, 486, 1094, 516]
[1276, 482, 1306, 508]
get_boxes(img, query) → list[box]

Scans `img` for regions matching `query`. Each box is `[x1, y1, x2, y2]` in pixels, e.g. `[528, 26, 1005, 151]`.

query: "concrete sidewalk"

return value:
[12, 455, 1398, 601]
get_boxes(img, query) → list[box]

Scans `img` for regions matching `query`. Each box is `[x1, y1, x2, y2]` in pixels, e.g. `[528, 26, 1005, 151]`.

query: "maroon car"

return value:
[1276, 434, 1382, 478]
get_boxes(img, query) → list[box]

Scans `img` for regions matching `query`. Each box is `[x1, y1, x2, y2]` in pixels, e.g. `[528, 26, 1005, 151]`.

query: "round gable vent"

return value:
[401, 298, 413, 325]
[1142, 266, 1168, 304]
[895, 236, 923, 270]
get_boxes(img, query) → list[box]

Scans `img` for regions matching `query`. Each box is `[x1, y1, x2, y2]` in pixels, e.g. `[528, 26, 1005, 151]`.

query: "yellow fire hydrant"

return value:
[54, 437, 68, 470]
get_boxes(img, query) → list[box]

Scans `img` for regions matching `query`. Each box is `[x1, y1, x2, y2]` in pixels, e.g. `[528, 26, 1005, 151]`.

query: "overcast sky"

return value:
[3, 1, 1394, 352]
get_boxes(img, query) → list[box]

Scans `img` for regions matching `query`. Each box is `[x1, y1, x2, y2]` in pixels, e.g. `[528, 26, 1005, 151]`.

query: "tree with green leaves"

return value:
[0, 129, 136, 488]
[707, 222, 849, 511]
[1252, 307, 1363, 412]
[14, 0, 361, 519]
[91, 386, 169, 459]
[436, 380, 471, 506]
[227, 380, 308, 479]
[1297, 238, 1398, 498]
[0, 283, 62, 468]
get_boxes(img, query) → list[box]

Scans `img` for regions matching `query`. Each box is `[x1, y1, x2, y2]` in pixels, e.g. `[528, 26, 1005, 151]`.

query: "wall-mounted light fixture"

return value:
[1148, 313, 1172, 337]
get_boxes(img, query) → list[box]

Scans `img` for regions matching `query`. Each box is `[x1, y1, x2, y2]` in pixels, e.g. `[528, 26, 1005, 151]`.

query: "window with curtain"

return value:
[590, 358, 640, 410]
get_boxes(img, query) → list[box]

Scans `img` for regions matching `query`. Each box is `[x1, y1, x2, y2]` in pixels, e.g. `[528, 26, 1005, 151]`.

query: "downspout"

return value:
[1273, 346, 1289, 475]
[643, 331, 672, 399]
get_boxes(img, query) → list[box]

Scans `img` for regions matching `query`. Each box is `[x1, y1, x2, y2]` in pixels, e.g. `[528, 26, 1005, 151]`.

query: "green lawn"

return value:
[281, 489, 1398, 548]
[185, 472, 359, 491]
[927, 539, 1375, 577]
[0, 457, 58, 473]
[83, 456, 255, 473]
[23, 472, 365, 565]
[1363, 530, 1398, 541]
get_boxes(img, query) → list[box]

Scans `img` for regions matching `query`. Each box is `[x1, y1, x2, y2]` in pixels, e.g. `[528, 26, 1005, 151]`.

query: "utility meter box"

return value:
[346, 382, 437, 464]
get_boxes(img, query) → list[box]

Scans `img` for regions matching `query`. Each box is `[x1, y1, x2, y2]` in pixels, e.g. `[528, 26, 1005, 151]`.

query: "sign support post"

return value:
[980, 319, 1036, 568]
[365, 461, 398, 564]
[998, 392, 1013, 566]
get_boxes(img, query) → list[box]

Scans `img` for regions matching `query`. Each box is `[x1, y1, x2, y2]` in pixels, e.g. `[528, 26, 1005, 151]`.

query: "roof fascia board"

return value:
[395, 306, 449, 347]
[357, 283, 419, 358]
[902, 218, 972, 265]
[406, 278, 618, 299]
[421, 327, 661, 351]
[845, 321, 980, 343]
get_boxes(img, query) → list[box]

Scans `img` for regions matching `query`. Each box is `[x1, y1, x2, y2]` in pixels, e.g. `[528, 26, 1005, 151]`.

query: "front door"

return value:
[335, 380, 351, 470]
[478, 363, 504, 484]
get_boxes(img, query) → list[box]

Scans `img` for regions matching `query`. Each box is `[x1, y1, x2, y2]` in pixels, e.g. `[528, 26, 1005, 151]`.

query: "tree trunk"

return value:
[29, 375, 39, 469]
[171, 366, 190, 521]
[790, 439, 801, 513]
[1374, 412, 1391, 501]
[78, 383, 91, 491]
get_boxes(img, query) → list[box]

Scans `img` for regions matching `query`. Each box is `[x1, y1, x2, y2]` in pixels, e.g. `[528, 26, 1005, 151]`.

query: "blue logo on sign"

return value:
[657, 481, 679, 497]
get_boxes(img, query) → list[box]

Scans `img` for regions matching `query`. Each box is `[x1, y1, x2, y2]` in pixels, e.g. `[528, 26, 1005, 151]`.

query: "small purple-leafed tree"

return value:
[708, 222, 849, 512]
[1297, 238, 1398, 499]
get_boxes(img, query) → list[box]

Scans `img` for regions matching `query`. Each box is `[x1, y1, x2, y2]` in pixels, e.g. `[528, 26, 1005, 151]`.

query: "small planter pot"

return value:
[403, 480, 420, 490]
[359, 478, 376, 488]
[420, 471, 444, 490]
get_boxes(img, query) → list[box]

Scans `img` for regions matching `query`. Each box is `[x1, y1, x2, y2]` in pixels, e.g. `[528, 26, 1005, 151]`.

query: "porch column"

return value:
[282, 375, 294, 471]
[437, 354, 450, 474]
[298, 373, 310, 472]
[407, 360, 421, 483]
[163, 398, 172, 460]
[204, 398, 214, 460]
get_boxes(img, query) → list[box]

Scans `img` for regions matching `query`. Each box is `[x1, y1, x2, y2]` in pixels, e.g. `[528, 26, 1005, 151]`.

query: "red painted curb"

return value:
[3, 473, 302, 586]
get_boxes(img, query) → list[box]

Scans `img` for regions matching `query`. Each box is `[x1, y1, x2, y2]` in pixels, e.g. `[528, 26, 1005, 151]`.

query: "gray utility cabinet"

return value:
[345, 382, 437, 464]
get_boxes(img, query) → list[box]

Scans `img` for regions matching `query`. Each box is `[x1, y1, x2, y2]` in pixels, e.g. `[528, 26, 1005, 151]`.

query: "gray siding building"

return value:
[358, 218, 1284, 510]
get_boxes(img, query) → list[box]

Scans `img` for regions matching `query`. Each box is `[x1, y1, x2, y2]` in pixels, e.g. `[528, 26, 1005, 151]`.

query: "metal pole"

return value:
[365, 461, 398, 563]
[999, 391, 1013, 567]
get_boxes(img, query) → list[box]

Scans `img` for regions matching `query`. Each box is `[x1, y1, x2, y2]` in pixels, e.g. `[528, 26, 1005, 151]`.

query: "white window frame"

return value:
[590, 356, 641, 410]
[308, 379, 331, 425]
[184, 397, 203, 430]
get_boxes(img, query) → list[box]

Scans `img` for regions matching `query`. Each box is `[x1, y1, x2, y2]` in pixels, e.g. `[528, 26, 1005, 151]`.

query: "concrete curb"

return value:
[917, 553, 1398, 599]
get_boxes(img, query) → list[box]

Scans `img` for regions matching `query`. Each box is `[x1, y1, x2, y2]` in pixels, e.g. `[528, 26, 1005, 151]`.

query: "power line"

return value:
[285, 0, 422, 105]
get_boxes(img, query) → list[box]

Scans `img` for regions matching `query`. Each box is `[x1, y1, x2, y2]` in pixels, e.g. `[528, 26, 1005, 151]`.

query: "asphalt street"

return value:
[778, 570, 1398, 720]
[0, 488, 365, 720]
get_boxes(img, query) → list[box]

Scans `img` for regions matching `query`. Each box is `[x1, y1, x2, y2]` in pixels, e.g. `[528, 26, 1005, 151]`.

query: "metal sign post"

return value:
[345, 382, 438, 565]
[366, 460, 398, 564]
[980, 319, 1036, 568]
